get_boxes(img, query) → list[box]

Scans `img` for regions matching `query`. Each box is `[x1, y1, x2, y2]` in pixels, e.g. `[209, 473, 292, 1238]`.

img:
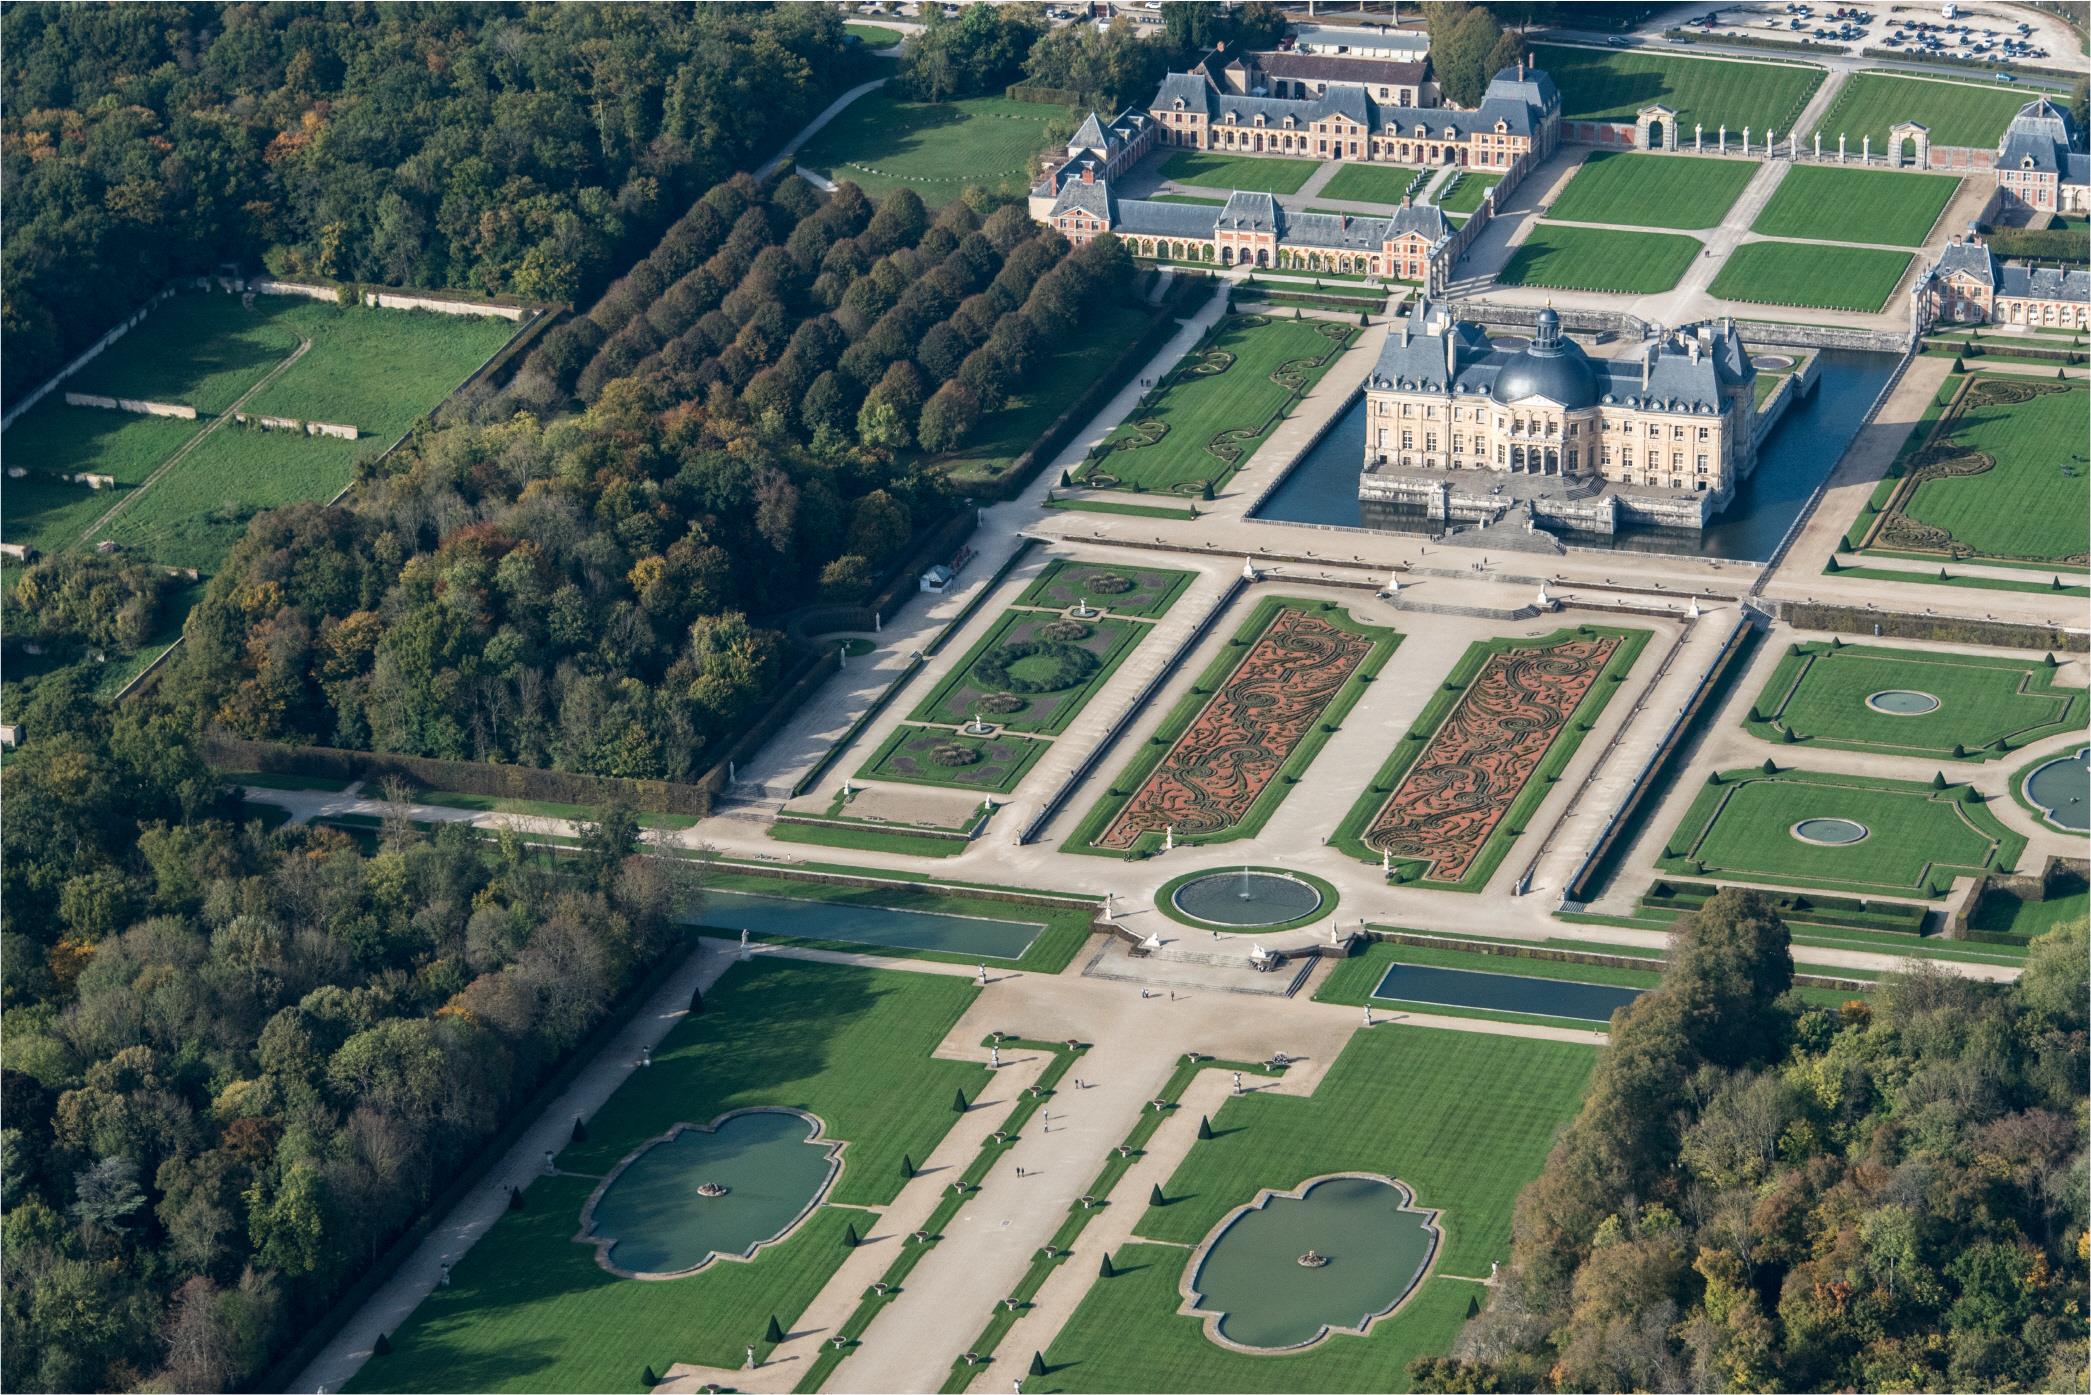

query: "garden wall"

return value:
[1777, 602, 2088, 653]
[1, 286, 176, 430]
[63, 392, 196, 419]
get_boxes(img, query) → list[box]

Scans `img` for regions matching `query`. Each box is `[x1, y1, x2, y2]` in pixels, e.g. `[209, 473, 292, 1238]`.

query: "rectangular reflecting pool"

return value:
[686, 887, 1045, 960]
[1370, 961, 1641, 1023]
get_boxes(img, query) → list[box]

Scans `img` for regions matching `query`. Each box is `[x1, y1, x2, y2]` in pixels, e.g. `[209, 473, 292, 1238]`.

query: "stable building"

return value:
[1993, 98, 2090, 216]
[1359, 302, 1758, 533]
[1921, 233, 2090, 330]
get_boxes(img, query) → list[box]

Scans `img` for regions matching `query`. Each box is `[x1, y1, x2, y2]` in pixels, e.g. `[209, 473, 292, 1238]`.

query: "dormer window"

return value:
[2022, 156, 2035, 168]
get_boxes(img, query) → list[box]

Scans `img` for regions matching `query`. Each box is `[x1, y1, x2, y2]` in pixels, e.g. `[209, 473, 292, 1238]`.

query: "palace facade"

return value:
[1993, 98, 2089, 216]
[1360, 302, 1758, 532]
[1921, 233, 2090, 330]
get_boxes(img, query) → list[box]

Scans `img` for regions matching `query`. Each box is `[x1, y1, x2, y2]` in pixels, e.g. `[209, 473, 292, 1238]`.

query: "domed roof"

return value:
[1490, 307, 1598, 408]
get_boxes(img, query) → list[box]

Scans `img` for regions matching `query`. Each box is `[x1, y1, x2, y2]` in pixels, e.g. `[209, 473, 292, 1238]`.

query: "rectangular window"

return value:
[1425, 433, 1437, 451]
[1697, 454, 1708, 470]
[1697, 426, 1709, 440]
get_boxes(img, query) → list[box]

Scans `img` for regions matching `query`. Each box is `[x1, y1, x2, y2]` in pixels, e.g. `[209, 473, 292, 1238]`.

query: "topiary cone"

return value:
[508, 1185, 524, 1210]
[765, 1314, 784, 1345]
[954, 1088, 969, 1113]
[643, 1366, 657, 1387]
[901, 1153, 914, 1179]
[1099, 1252, 1115, 1278]
[690, 985, 704, 1014]
[1030, 1351, 1048, 1377]
[572, 1115, 587, 1143]
[374, 1332, 393, 1357]
[844, 1223, 860, 1248]
[1150, 1183, 1166, 1207]
[1197, 1115, 1213, 1141]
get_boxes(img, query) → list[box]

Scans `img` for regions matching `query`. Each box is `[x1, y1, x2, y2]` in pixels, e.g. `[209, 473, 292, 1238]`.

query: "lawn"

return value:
[1745, 642, 2086, 759]
[1067, 596, 1400, 856]
[98, 426, 365, 573]
[1081, 313, 1355, 493]
[908, 607, 1148, 735]
[1658, 766, 2027, 897]
[1015, 559, 1195, 618]
[1157, 150, 1323, 195]
[1970, 872, 2088, 941]
[1531, 43, 1825, 135]
[1543, 151, 1756, 230]
[1709, 241, 1912, 312]
[857, 723, 1051, 793]
[1809, 72, 2030, 152]
[796, 89, 1063, 204]
[1751, 165, 1960, 247]
[844, 22, 904, 46]
[349, 958, 985, 1393]
[1433, 170, 1501, 216]
[1317, 164, 1423, 205]
[935, 299, 1164, 494]
[0, 407, 202, 555]
[67, 293, 304, 414]
[1896, 380, 2089, 564]
[1497, 224, 1701, 294]
[1026, 1027, 1596, 1393]
[1332, 627, 1649, 891]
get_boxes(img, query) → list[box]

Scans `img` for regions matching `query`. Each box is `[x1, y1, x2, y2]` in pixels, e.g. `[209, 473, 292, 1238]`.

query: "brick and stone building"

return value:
[1992, 98, 2090, 215]
[1920, 233, 2090, 330]
[1030, 106, 1158, 207]
[1359, 302, 1758, 533]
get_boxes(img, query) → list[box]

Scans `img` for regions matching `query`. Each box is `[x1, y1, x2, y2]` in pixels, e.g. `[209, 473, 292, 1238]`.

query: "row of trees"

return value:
[1413, 888, 2088, 1393]
[2, 3, 865, 401]
[1, 695, 696, 1392]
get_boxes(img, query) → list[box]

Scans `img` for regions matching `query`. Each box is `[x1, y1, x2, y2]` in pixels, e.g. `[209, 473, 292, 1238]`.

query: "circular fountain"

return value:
[1791, 817, 1870, 846]
[1864, 689, 1942, 716]
[2023, 746, 2089, 832]
[1165, 868, 1331, 930]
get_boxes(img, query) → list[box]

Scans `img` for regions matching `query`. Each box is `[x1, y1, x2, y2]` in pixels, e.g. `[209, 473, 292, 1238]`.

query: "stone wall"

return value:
[248, 277, 338, 303]
[364, 289, 528, 321]
[2, 287, 175, 431]
[1735, 320, 1910, 354]
[236, 412, 359, 439]
[63, 391, 198, 420]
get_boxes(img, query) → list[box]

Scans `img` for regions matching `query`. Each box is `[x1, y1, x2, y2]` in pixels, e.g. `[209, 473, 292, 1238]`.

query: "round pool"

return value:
[1751, 353, 1798, 372]
[1865, 689, 1942, 716]
[2024, 747, 2089, 832]
[1792, 817, 1870, 846]
[1170, 869, 1324, 928]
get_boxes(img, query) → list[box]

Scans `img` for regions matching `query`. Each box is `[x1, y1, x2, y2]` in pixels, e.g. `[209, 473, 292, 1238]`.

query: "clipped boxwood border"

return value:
[1152, 865, 1341, 934]
[1014, 557, 1196, 619]
[1063, 594, 1402, 857]
[1331, 626, 1650, 892]
[855, 722, 1052, 795]
[909, 607, 1148, 736]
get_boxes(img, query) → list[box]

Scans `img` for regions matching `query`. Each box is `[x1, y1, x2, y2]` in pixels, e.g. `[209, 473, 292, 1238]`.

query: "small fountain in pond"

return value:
[696, 1182, 730, 1198]
[1297, 1250, 1331, 1268]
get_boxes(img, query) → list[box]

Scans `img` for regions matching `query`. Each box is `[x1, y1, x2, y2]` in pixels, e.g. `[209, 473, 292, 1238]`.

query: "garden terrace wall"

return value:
[1777, 602, 2087, 653]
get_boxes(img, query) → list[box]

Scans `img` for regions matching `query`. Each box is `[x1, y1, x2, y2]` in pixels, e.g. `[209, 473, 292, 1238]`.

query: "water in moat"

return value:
[1251, 349, 1901, 561]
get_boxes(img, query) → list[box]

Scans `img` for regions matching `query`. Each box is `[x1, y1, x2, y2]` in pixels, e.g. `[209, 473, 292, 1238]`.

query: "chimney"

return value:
[1641, 345, 1652, 392]
[1402, 194, 1411, 208]
[1082, 162, 1094, 184]
[1446, 322, 1458, 379]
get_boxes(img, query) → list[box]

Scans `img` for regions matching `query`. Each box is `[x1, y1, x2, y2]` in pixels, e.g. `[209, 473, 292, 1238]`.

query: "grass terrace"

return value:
[348, 959, 985, 1393]
[1888, 378, 2089, 566]
[1532, 43, 1825, 135]
[909, 607, 1147, 736]
[1745, 641, 2086, 760]
[1158, 150, 1323, 195]
[1080, 313, 1355, 494]
[1497, 225, 1700, 294]
[1317, 164, 1424, 205]
[1027, 1027, 1595, 1393]
[857, 723, 1050, 793]
[796, 89, 1061, 204]
[1015, 558, 1195, 618]
[1433, 170, 1501, 216]
[1709, 241, 1912, 312]
[1809, 72, 2031, 151]
[1657, 765, 2026, 898]
[1751, 165, 1960, 247]
[1544, 151, 1756, 229]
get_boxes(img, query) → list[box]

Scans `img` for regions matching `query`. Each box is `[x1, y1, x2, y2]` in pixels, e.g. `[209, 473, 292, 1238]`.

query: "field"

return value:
[1888, 379, 2089, 564]
[1809, 72, 2030, 152]
[1497, 224, 1701, 294]
[1708, 241, 1912, 312]
[1015, 559, 1194, 618]
[1069, 597, 1399, 855]
[796, 89, 1062, 204]
[909, 608, 1146, 735]
[1531, 43, 1825, 135]
[1657, 766, 2026, 897]
[844, 22, 904, 46]
[857, 723, 1050, 793]
[348, 958, 984, 1393]
[1081, 314, 1355, 493]
[1333, 627, 1648, 891]
[1751, 165, 1960, 246]
[1157, 150, 1323, 195]
[1433, 170, 1501, 216]
[1317, 164, 1423, 205]
[1027, 1027, 1595, 1393]
[1745, 642, 2087, 759]
[1543, 151, 1756, 229]
[0, 293, 515, 571]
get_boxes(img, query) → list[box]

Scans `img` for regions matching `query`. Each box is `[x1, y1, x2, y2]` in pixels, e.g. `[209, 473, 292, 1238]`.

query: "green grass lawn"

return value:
[1158, 150, 1323, 195]
[1498, 225, 1701, 294]
[1082, 313, 1355, 493]
[1900, 381, 2088, 564]
[797, 89, 1062, 204]
[1827, 564, 2091, 598]
[98, 426, 365, 573]
[1970, 874, 2088, 941]
[1658, 767, 2027, 897]
[1751, 165, 1960, 247]
[1317, 164, 1423, 205]
[935, 299, 1163, 494]
[1809, 72, 2030, 151]
[1532, 43, 1825, 135]
[1543, 151, 1757, 230]
[1433, 170, 1501, 216]
[350, 958, 985, 1393]
[1066, 596, 1400, 856]
[844, 22, 904, 46]
[857, 723, 1051, 794]
[68, 293, 304, 414]
[909, 608, 1148, 735]
[1745, 642, 2086, 759]
[767, 819, 968, 858]
[1015, 559, 1195, 618]
[0, 407, 203, 555]
[1709, 241, 1912, 312]
[1026, 1027, 1595, 1393]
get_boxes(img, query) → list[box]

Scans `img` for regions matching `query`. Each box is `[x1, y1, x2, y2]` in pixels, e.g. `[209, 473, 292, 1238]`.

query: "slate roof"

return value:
[1285, 210, 1396, 251]
[1997, 263, 2090, 301]
[1047, 179, 1112, 222]
[1155, 71, 1215, 115]
[1998, 97, 2084, 178]
[1254, 52, 1430, 87]
[1071, 112, 1108, 149]
[1114, 198, 1223, 239]
[1289, 25, 1431, 59]
[1152, 66, 1554, 143]
[1218, 190, 1282, 232]
[1933, 240, 1997, 283]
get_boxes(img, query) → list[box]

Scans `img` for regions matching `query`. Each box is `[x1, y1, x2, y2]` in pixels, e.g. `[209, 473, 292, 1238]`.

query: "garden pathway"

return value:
[756, 76, 892, 184]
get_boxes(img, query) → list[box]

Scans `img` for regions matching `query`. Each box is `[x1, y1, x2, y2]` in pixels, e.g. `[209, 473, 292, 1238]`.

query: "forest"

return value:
[1412, 889, 2089, 1394]
[1, 2, 865, 401]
